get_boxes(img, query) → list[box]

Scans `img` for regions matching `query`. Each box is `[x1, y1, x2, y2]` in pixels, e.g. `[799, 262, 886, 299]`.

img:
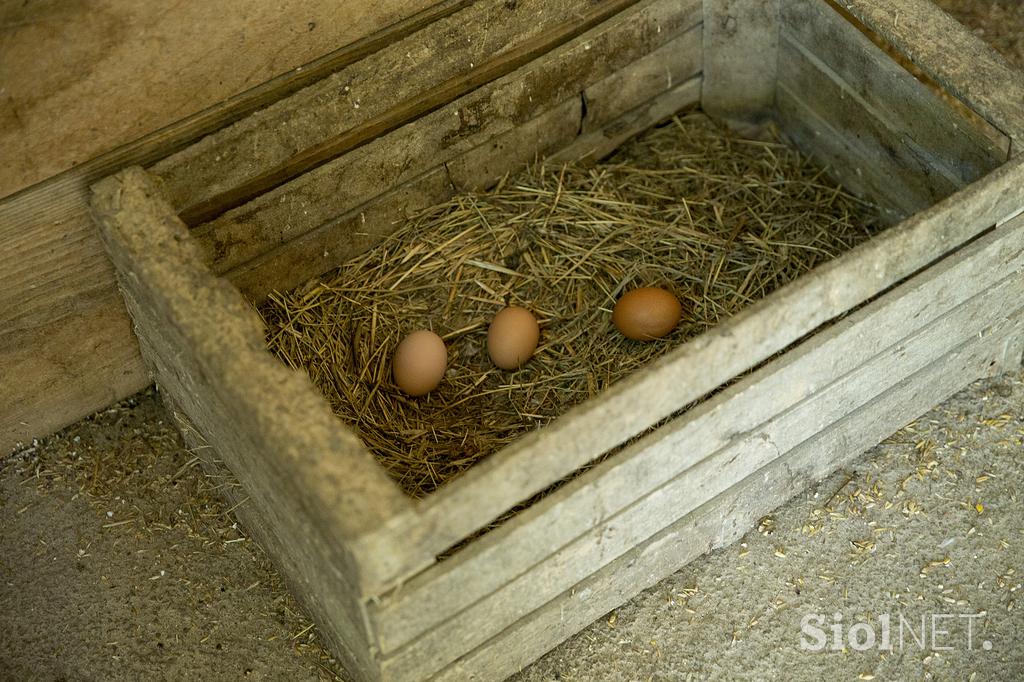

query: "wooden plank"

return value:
[0, 284, 149, 454]
[152, 0, 596, 217]
[166, 0, 673, 226]
[89, 168, 410, 581]
[776, 38, 960, 215]
[369, 214, 1024, 650]
[432, 320, 1017, 682]
[579, 28, 703, 134]
[552, 77, 703, 166]
[226, 167, 457, 302]
[351, 152, 1024, 592]
[774, 86, 910, 219]
[0, 1, 471, 455]
[376, 268, 1024, 677]
[781, 0, 1006, 186]
[445, 97, 584, 193]
[701, 0, 780, 131]
[838, 0, 1024, 154]
[192, 2, 702, 278]
[450, 27, 706, 189]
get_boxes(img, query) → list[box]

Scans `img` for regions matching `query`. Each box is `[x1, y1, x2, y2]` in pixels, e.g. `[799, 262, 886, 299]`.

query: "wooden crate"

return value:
[89, 0, 1024, 679]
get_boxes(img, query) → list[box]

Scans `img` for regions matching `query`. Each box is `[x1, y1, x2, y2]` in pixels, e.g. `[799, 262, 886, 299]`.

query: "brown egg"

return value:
[487, 306, 540, 370]
[612, 287, 682, 341]
[392, 330, 447, 396]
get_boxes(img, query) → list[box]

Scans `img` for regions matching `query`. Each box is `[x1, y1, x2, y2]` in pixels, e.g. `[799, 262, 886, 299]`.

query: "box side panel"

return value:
[840, 0, 1024, 155]
[167, 407, 382, 681]
[89, 168, 415, 677]
[189, 0, 704, 298]
[701, 0, 781, 133]
[775, 0, 1007, 219]
[783, 0, 1007, 180]
[358, 154, 1024, 591]
[0, 0, 470, 456]
[368, 212, 1024, 653]
[152, 0, 611, 218]
[375, 221, 1024, 680]
[431, 314, 1020, 682]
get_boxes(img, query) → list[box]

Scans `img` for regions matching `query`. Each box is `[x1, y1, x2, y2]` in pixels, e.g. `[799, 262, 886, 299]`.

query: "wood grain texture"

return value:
[837, 0, 1024, 154]
[578, 28, 703, 134]
[432, 317, 1018, 681]
[379, 275, 1024, 679]
[0, 1, 469, 455]
[0, 0, 453, 198]
[226, 167, 457, 302]
[783, 0, 1007, 184]
[89, 169, 410, 588]
[164, 0, 658, 225]
[368, 214, 1024, 652]
[150, 0, 594, 216]
[777, 40, 960, 216]
[168, 407, 382, 681]
[353, 152, 1024, 592]
[445, 97, 585, 192]
[701, 0, 780, 129]
[191, 1, 703, 281]
[551, 77, 703, 165]
[774, 87, 910, 219]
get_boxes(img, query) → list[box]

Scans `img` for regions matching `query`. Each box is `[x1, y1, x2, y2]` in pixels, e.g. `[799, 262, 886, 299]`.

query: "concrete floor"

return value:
[2, 1, 1024, 681]
[3, 372, 1022, 680]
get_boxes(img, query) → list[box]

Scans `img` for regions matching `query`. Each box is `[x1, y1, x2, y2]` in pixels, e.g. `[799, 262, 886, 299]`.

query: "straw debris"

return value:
[258, 113, 882, 497]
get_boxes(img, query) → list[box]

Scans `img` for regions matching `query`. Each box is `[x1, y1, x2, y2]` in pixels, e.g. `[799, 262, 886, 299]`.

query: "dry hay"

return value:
[258, 112, 882, 498]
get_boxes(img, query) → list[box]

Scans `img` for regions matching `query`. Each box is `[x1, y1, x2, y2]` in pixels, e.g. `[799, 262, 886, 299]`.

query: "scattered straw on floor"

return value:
[258, 112, 883, 497]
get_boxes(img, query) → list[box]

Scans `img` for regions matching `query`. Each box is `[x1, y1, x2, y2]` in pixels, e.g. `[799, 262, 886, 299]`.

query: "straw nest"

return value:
[258, 112, 882, 498]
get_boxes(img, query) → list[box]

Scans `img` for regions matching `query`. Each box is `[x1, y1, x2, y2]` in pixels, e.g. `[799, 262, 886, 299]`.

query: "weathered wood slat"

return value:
[777, 38, 960, 215]
[782, 0, 1007, 184]
[192, 2, 702, 280]
[838, 0, 1024, 154]
[375, 266, 1024, 678]
[451, 28, 706, 188]
[351, 153, 1024, 592]
[152, 0, 598, 217]
[89, 168, 410, 577]
[774, 86, 911, 219]
[701, 0, 780, 130]
[0, 0, 471, 455]
[432, 318, 1018, 681]
[368, 214, 1024, 651]
[445, 97, 584, 193]
[551, 76, 703, 166]
[168, 0, 675, 226]
[579, 28, 703, 134]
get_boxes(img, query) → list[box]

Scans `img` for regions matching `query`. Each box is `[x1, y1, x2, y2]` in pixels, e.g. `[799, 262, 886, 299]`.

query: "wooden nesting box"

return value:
[90, 0, 1024, 679]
